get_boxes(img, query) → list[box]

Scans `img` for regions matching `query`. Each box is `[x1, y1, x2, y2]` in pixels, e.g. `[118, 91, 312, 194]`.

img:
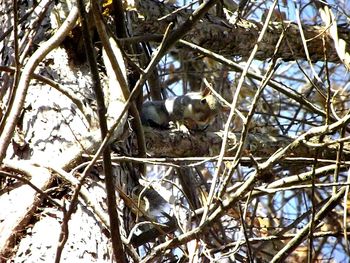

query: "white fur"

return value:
[165, 99, 175, 115]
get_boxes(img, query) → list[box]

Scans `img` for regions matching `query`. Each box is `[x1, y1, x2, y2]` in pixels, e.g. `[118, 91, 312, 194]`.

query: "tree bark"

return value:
[129, 0, 348, 63]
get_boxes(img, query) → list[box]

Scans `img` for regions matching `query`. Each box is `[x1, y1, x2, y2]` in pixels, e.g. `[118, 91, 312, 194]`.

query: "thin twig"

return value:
[201, 0, 279, 225]
[0, 170, 62, 209]
[270, 186, 346, 263]
[0, 66, 92, 124]
[158, 0, 199, 21]
[179, 40, 327, 119]
[0, 5, 79, 163]
[75, 0, 126, 262]
[343, 169, 350, 256]
[91, 1, 146, 173]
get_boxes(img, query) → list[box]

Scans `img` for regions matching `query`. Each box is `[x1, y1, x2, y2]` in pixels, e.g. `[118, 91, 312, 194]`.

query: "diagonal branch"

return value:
[0, 5, 79, 163]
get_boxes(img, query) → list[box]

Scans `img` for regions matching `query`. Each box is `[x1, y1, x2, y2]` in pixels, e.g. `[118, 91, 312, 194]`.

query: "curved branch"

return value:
[0, 6, 79, 162]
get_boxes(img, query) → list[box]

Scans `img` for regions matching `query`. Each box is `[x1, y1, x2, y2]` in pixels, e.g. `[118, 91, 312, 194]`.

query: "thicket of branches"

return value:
[1, 0, 350, 262]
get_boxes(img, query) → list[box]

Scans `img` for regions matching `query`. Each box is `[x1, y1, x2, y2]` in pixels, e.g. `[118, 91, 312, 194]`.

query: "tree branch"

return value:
[140, 126, 350, 160]
[76, 0, 126, 262]
[130, 0, 348, 63]
[0, 5, 79, 162]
